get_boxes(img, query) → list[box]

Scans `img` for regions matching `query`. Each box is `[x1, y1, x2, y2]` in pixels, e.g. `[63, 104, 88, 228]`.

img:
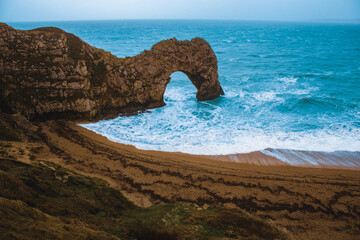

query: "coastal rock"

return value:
[0, 23, 224, 119]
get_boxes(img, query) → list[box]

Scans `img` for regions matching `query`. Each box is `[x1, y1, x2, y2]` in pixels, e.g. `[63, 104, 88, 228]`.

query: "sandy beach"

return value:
[3, 119, 357, 240]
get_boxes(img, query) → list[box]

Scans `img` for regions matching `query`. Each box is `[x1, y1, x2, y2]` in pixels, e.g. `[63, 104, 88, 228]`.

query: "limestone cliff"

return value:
[0, 23, 224, 120]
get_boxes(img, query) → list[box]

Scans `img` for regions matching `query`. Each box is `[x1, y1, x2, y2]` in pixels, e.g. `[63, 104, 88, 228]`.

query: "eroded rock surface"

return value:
[0, 23, 224, 120]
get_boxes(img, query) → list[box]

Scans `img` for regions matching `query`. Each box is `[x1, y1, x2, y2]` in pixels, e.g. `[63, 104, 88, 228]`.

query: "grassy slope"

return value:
[0, 157, 288, 240]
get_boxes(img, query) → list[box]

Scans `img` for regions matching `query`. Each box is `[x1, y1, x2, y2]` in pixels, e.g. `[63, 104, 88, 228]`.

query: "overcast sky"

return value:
[1, 0, 359, 23]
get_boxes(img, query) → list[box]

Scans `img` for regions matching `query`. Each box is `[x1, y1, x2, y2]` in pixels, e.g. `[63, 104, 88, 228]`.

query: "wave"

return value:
[79, 72, 359, 158]
[81, 117, 360, 155]
[252, 91, 279, 102]
[164, 88, 194, 102]
[277, 76, 298, 83]
[261, 149, 360, 168]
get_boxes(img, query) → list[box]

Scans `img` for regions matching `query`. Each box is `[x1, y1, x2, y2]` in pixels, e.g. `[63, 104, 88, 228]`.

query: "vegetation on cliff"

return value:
[0, 112, 287, 239]
[0, 157, 288, 240]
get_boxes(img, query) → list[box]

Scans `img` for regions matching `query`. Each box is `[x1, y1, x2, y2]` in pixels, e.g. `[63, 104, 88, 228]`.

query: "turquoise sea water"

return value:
[10, 20, 360, 160]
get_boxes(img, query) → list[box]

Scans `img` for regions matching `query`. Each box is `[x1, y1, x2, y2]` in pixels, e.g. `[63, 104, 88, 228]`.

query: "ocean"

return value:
[9, 20, 360, 166]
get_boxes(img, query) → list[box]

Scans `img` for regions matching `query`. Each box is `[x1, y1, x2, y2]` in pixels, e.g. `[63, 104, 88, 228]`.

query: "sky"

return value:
[0, 0, 359, 23]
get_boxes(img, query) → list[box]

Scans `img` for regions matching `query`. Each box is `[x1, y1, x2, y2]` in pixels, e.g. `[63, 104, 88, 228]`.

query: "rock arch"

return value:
[117, 37, 224, 108]
[0, 23, 224, 119]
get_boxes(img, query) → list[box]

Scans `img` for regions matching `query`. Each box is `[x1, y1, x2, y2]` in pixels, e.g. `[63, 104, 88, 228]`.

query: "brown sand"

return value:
[10, 120, 360, 240]
[210, 151, 360, 170]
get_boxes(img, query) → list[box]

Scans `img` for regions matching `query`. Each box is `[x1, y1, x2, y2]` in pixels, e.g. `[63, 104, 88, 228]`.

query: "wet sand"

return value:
[210, 149, 360, 170]
[10, 120, 360, 240]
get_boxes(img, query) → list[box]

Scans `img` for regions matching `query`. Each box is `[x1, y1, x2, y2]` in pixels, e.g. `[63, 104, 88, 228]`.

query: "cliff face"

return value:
[0, 23, 224, 120]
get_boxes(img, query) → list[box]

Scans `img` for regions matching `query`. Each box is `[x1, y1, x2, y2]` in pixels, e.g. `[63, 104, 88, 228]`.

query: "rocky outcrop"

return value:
[0, 23, 224, 120]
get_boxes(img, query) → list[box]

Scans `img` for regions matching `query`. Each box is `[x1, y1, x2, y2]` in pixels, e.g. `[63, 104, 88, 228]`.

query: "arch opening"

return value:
[164, 72, 197, 104]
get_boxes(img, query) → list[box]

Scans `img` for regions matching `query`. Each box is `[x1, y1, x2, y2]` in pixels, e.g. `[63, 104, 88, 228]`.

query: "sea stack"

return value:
[0, 23, 224, 120]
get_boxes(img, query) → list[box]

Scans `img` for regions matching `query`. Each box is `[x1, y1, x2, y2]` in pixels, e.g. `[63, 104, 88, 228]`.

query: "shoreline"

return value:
[209, 150, 360, 170]
[1, 118, 360, 239]
[78, 124, 360, 171]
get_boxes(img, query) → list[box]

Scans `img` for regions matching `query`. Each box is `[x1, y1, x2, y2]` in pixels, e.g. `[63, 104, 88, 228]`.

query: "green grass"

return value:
[0, 113, 22, 141]
[0, 158, 289, 240]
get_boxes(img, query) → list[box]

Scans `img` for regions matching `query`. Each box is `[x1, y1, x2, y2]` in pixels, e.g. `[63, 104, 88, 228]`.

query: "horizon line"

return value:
[3, 18, 360, 25]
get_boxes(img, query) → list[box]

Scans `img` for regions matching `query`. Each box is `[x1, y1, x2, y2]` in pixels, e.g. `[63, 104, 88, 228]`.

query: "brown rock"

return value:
[0, 22, 224, 120]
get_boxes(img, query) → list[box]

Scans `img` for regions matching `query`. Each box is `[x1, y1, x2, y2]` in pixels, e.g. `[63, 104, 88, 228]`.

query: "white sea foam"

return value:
[81, 114, 360, 156]
[252, 91, 278, 102]
[224, 90, 239, 98]
[291, 88, 312, 95]
[261, 149, 360, 167]
[224, 85, 316, 102]
[81, 66, 359, 158]
[241, 76, 250, 82]
[164, 87, 194, 102]
[277, 76, 298, 84]
[80, 73, 359, 162]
